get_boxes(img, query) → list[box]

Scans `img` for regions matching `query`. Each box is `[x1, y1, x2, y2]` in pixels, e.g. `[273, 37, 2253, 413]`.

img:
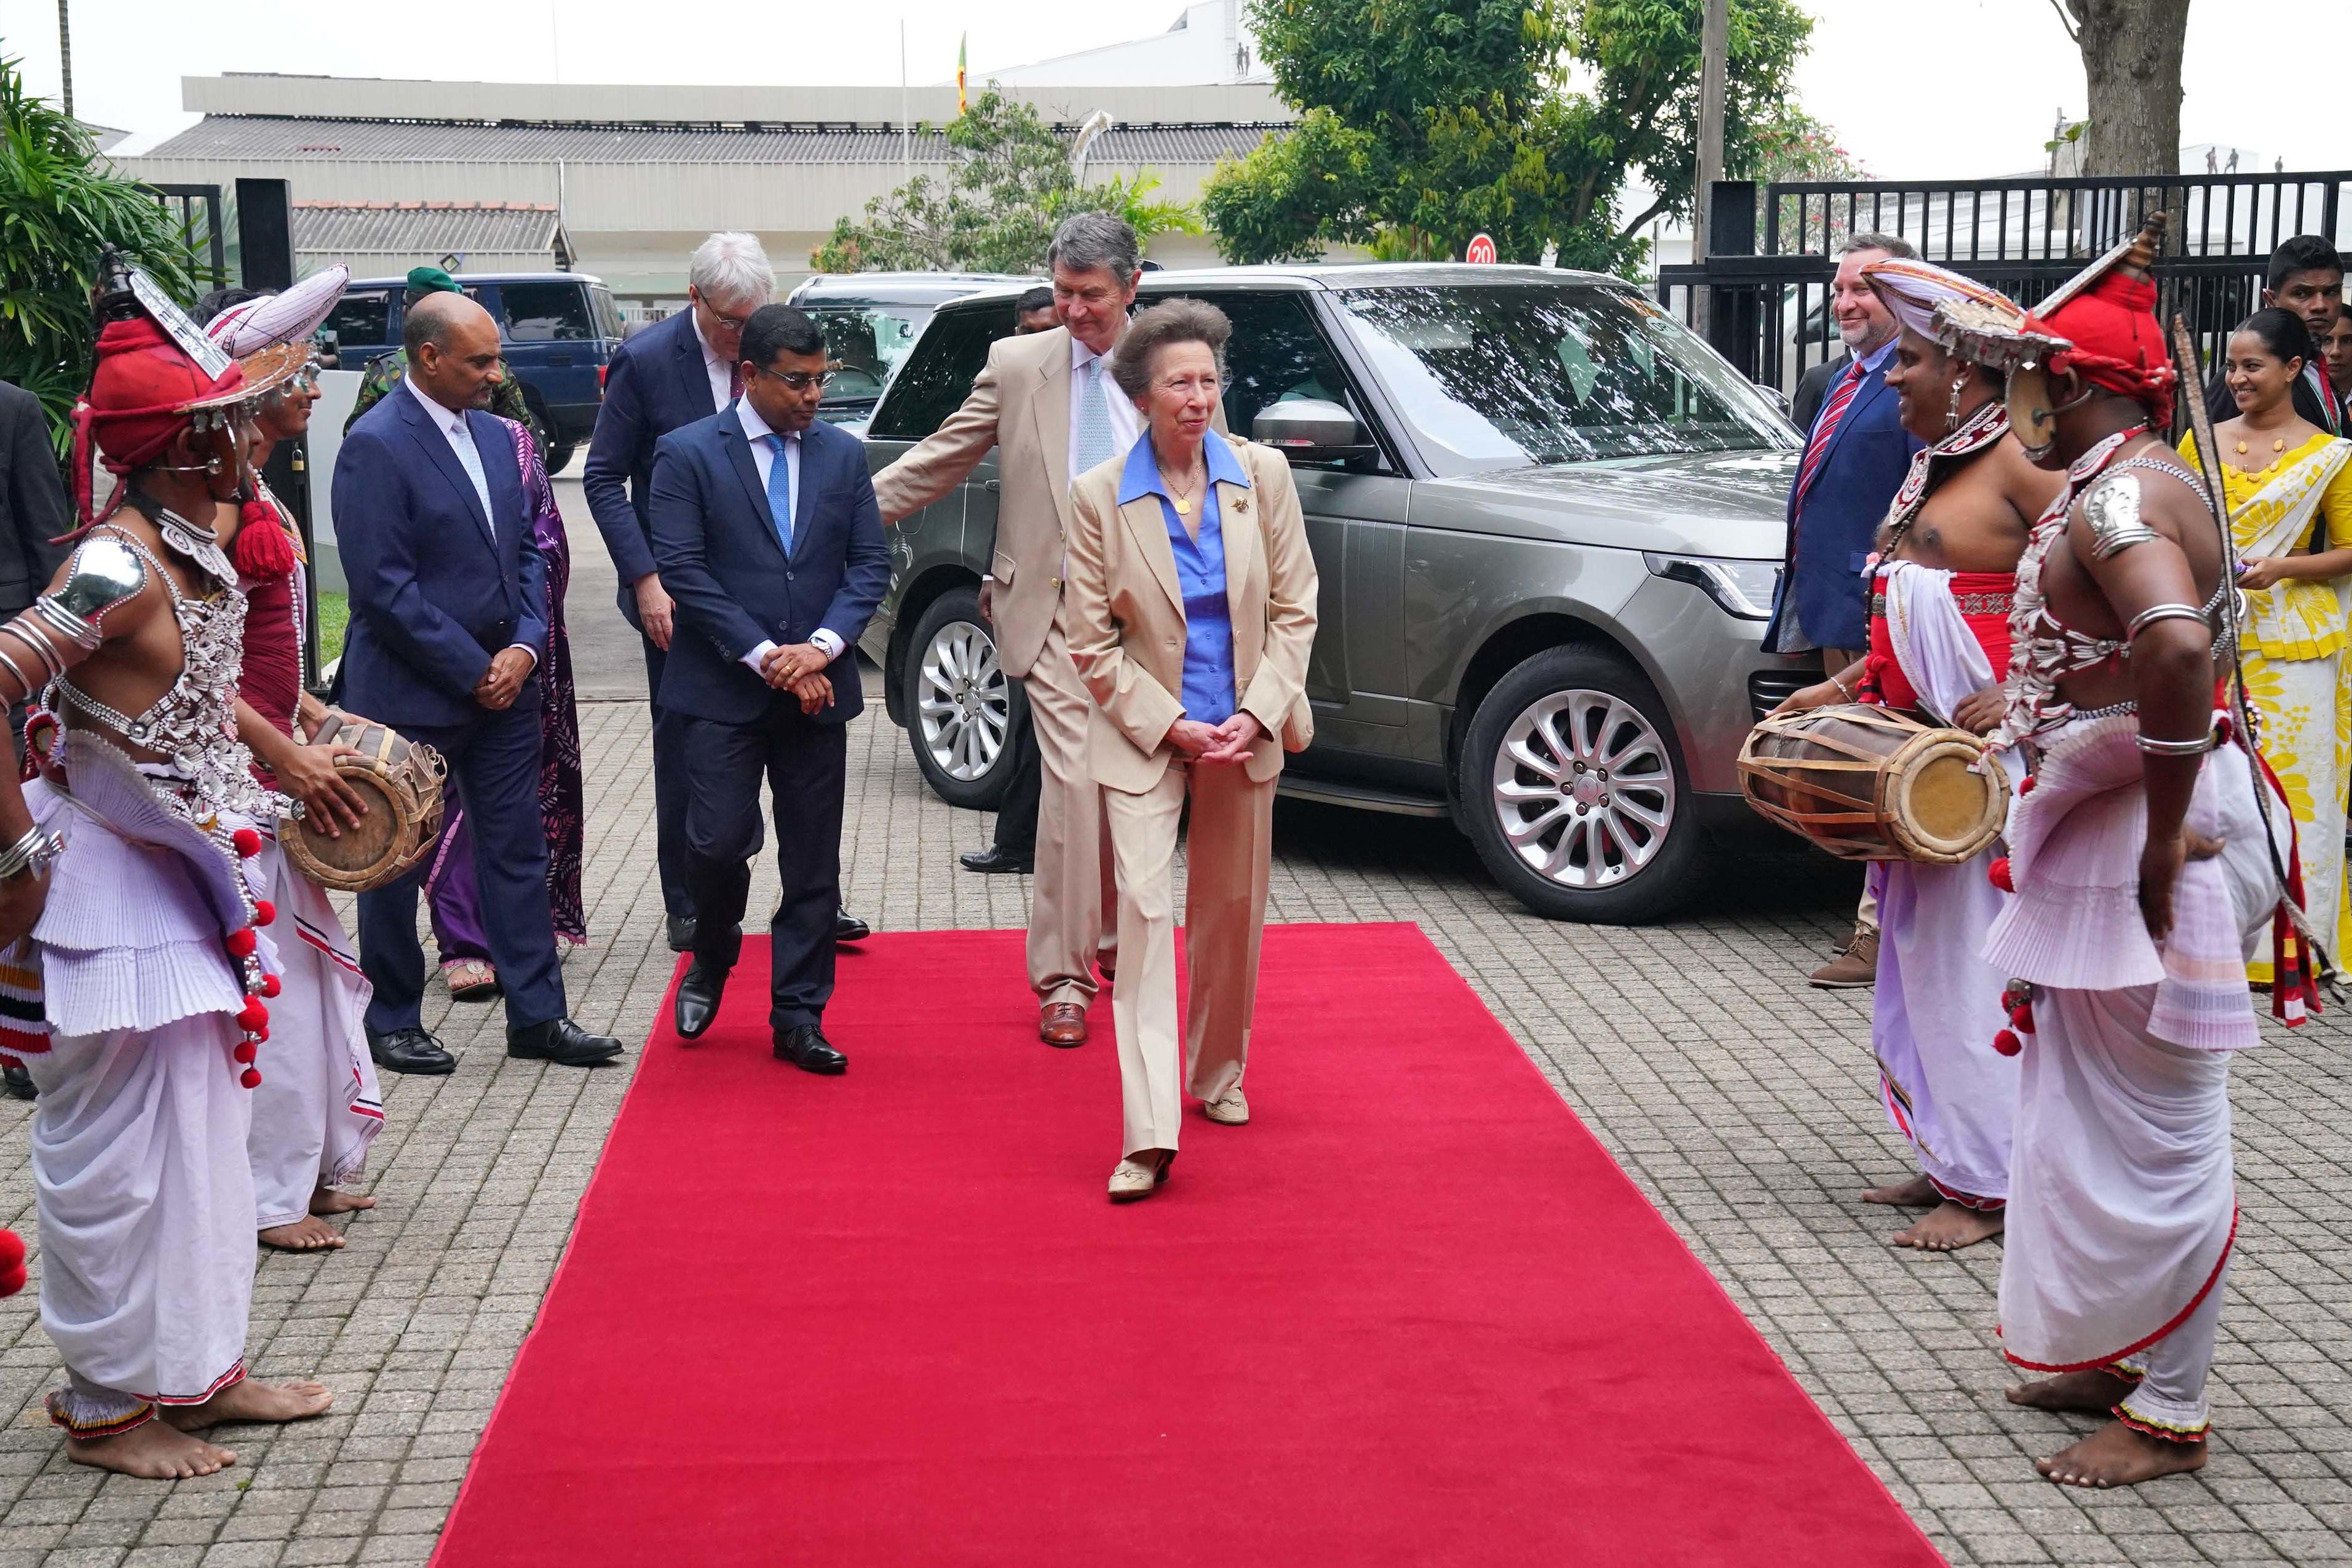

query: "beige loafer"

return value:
[1202, 1088, 1249, 1125]
[1107, 1152, 1173, 1202]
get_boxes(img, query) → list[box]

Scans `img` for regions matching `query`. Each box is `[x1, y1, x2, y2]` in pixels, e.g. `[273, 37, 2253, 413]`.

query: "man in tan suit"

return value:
[870, 213, 1147, 1048]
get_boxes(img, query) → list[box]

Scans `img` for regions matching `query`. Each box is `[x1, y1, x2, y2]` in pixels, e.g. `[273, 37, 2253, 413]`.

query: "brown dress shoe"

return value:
[1039, 1002, 1088, 1048]
[1810, 925, 1880, 989]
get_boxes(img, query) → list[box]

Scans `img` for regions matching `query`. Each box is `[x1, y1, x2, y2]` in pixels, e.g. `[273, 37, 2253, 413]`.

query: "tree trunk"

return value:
[2072, 0, 2190, 178]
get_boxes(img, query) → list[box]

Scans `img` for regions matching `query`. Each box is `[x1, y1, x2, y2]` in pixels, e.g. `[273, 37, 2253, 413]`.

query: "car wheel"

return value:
[1460, 645, 1702, 924]
[903, 587, 1016, 810]
[545, 443, 576, 475]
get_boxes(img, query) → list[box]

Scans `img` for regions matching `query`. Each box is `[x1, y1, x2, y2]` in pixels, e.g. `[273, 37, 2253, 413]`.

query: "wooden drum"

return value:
[280, 710, 448, 893]
[1737, 703, 2009, 864]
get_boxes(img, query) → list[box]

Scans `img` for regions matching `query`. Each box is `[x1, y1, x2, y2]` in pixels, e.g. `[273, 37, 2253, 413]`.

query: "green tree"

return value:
[1202, 0, 1815, 274]
[0, 56, 205, 454]
[812, 87, 1200, 274]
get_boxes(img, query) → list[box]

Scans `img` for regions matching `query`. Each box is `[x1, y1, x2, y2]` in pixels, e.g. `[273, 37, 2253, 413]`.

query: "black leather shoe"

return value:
[959, 846, 1034, 874]
[368, 1027, 456, 1076]
[2, 1059, 34, 1101]
[774, 1024, 847, 1075]
[507, 1016, 624, 1067]
[673, 959, 727, 1040]
[665, 914, 697, 953]
[832, 906, 871, 944]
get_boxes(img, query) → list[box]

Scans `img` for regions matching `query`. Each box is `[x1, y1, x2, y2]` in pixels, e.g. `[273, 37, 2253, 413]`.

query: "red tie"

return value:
[1793, 358, 1866, 509]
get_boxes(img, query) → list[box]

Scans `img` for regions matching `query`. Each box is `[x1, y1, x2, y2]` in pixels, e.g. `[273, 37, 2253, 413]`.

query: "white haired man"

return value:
[873, 213, 1190, 1048]
[585, 233, 869, 955]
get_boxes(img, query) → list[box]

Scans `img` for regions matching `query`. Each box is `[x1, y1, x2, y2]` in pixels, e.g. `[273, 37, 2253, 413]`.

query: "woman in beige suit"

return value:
[1063, 298, 1319, 1202]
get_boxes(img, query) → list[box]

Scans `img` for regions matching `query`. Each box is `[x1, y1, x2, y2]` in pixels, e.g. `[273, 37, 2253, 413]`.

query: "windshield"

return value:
[1337, 283, 1797, 470]
[807, 305, 934, 410]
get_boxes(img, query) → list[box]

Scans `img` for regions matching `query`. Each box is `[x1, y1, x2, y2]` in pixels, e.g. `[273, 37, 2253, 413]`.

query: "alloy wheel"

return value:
[1489, 687, 1678, 890]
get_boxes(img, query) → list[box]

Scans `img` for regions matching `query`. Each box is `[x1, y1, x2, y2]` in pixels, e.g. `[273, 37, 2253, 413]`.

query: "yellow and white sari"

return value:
[2180, 430, 2352, 979]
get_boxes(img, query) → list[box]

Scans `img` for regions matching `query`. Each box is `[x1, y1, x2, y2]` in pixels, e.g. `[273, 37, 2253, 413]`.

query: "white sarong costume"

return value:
[4, 516, 286, 1439]
[1983, 430, 2281, 1443]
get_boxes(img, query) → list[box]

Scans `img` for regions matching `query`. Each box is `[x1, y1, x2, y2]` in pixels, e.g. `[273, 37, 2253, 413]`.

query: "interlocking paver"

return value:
[4, 491, 2350, 1563]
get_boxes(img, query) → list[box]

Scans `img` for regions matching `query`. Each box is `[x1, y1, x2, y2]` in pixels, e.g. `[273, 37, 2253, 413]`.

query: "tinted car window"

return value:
[808, 306, 933, 409]
[501, 282, 595, 343]
[869, 306, 1015, 441]
[590, 285, 625, 340]
[1160, 290, 1358, 440]
[320, 290, 392, 354]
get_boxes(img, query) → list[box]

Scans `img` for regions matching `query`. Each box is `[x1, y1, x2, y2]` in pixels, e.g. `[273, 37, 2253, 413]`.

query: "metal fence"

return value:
[1659, 171, 2352, 398]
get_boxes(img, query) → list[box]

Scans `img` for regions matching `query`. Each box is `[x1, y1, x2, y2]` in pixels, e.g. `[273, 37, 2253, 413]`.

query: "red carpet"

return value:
[432, 924, 1943, 1567]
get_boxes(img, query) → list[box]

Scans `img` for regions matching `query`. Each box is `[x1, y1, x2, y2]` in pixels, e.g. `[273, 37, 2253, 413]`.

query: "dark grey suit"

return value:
[0, 381, 71, 617]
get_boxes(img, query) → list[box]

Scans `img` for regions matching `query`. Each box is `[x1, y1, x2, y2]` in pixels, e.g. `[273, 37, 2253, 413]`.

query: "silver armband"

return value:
[2081, 473, 2160, 561]
[0, 826, 66, 882]
[41, 536, 148, 644]
[2123, 603, 2206, 639]
[2134, 721, 2219, 757]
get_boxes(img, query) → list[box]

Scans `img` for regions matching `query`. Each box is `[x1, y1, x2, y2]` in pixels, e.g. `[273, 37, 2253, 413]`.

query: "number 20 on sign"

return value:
[1464, 233, 1497, 264]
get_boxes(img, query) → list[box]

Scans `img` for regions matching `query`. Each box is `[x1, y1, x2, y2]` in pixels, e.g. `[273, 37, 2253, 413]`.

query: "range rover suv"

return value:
[857, 264, 1813, 923]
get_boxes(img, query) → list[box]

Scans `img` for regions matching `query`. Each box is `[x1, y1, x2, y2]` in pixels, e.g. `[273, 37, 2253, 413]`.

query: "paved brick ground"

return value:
[2, 509, 2348, 1564]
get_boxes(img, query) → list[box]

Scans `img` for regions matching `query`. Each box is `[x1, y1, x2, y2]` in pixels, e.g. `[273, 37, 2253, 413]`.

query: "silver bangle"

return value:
[0, 644, 34, 702]
[1828, 673, 1855, 701]
[0, 619, 64, 679]
[2124, 603, 2205, 639]
[2135, 724, 2218, 757]
[0, 826, 65, 882]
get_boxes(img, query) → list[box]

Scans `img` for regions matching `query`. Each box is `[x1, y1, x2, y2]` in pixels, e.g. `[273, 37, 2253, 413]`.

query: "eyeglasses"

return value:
[746, 365, 835, 392]
[694, 292, 755, 332]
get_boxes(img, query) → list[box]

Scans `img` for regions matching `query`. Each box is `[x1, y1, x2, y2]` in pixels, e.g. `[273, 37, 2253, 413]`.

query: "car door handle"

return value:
[983, 480, 1001, 493]
[547, 355, 574, 366]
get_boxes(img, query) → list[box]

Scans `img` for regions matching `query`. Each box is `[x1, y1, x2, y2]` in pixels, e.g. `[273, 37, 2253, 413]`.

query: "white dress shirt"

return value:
[1069, 334, 1143, 481]
[734, 397, 845, 676]
[403, 373, 536, 671]
[692, 315, 735, 414]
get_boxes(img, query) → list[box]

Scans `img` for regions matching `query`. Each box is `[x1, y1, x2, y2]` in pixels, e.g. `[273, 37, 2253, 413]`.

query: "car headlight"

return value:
[1642, 552, 1780, 621]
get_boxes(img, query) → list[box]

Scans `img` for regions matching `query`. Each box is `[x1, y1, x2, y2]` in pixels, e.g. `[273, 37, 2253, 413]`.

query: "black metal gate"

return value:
[143, 183, 231, 291]
[1658, 171, 2352, 397]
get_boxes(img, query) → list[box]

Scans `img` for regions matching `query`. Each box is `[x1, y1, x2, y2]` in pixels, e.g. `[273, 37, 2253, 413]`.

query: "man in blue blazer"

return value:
[335, 293, 624, 1072]
[651, 306, 889, 1073]
[582, 234, 871, 955]
[1762, 233, 1925, 989]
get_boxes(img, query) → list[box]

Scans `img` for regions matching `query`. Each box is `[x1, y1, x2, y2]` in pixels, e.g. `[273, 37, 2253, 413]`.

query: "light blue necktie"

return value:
[764, 433, 793, 558]
[1072, 356, 1115, 475]
[449, 415, 494, 540]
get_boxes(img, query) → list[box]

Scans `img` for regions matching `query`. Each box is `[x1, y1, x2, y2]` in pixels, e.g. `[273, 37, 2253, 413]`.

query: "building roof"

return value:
[291, 200, 571, 269]
[139, 114, 1282, 168]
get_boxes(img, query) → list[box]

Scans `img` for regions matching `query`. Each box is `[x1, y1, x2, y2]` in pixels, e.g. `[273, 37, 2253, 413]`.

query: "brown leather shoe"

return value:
[1810, 925, 1880, 989]
[1039, 1002, 1088, 1048]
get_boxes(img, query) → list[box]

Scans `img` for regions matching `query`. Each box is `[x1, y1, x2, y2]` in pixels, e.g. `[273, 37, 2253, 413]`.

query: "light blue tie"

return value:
[1072, 357, 1115, 475]
[449, 416, 494, 540]
[764, 433, 793, 558]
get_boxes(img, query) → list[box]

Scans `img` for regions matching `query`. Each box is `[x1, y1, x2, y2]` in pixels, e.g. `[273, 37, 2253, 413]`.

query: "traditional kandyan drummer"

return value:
[1771, 259, 2063, 1250]
[0, 256, 339, 1477]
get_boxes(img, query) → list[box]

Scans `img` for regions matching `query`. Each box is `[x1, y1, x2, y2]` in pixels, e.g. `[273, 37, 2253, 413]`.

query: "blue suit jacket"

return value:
[1763, 355, 1920, 654]
[649, 408, 889, 726]
[333, 387, 549, 729]
[582, 310, 723, 625]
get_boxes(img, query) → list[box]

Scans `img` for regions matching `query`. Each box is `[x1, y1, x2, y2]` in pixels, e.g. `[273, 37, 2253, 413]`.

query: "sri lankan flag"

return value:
[957, 34, 968, 115]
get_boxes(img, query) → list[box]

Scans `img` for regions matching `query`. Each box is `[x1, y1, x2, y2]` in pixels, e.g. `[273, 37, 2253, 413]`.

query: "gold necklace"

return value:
[1167, 467, 1207, 516]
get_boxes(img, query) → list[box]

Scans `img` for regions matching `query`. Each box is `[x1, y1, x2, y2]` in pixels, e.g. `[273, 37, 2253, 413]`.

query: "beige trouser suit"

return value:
[873, 329, 1228, 1012]
[1063, 436, 1319, 1156]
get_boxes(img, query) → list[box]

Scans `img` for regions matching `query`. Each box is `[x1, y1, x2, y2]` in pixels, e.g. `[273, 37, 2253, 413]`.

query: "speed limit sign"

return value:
[1464, 232, 1497, 264]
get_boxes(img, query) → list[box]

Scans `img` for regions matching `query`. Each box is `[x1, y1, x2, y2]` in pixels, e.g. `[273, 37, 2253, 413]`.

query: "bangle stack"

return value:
[1828, 673, 1856, 702]
[0, 826, 65, 883]
[2134, 719, 2220, 757]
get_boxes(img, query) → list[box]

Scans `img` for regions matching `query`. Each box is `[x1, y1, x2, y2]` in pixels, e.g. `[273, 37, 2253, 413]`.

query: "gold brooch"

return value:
[1232, 496, 1251, 515]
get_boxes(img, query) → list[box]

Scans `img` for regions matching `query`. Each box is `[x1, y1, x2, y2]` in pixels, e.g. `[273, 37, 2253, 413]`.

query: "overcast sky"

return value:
[3, 0, 2345, 177]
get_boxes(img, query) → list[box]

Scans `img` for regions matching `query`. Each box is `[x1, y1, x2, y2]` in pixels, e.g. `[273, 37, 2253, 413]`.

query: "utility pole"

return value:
[57, 0, 74, 119]
[1691, 0, 1728, 331]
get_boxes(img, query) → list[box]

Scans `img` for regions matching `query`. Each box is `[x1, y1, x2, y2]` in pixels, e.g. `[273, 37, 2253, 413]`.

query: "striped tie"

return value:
[1792, 358, 1866, 510]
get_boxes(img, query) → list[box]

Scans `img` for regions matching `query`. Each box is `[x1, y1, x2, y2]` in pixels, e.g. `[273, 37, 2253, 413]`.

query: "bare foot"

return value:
[258, 1215, 344, 1252]
[2037, 1419, 2207, 1488]
[1863, 1173, 1939, 1207]
[65, 1420, 237, 1479]
[2005, 1368, 2136, 1414]
[161, 1377, 333, 1431]
[309, 1185, 374, 1216]
[1891, 1200, 2005, 1251]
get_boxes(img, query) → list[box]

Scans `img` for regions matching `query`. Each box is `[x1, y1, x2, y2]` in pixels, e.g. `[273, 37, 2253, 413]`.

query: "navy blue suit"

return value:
[649, 407, 888, 1029]
[334, 386, 566, 1035]
[581, 309, 724, 917]
[1763, 349, 1922, 656]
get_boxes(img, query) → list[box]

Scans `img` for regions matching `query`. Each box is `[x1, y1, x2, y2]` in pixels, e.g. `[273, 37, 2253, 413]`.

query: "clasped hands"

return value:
[473, 647, 534, 712]
[1168, 712, 1265, 766]
[761, 642, 835, 716]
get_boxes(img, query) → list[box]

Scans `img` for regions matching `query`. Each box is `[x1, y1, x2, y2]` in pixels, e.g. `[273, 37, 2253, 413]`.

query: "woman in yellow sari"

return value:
[2182, 308, 2352, 978]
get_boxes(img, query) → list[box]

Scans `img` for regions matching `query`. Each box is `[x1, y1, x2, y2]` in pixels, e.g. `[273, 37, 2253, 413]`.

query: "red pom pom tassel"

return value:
[2009, 1002, 2035, 1034]
[225, 927, 258, 959]
[234, 502, 298, 581]
[232, 828, 263, 858]
[237, 999, 269, 1033]
[239, 1067, 263, 1090]
[2019, 775, 2037, 796]
[0, 1262, 26, 1299]
[259, 974, 282, 999]
[1988, 856, 2014, 893]
[1992, 1028, 2024, 1057]
[0, 1228, 24, 1273]
[232, 1041, 257, 1064]
[252, 900, 277, 927]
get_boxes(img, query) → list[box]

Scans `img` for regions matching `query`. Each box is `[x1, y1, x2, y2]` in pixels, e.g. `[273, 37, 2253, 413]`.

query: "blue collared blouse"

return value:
[1117, 429, 1251, 726]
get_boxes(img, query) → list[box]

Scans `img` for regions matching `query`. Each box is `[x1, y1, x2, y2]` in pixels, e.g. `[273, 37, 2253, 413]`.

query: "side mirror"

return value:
[1252, 398, 1376, 464]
